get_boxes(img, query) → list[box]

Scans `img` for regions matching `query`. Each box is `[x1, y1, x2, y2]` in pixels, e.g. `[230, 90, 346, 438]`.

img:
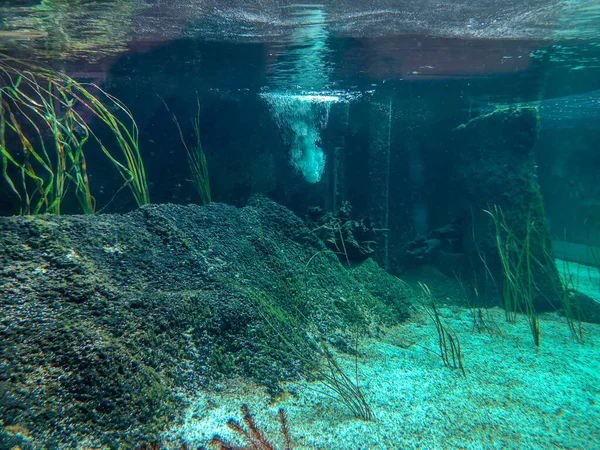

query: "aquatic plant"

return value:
[246, 222, 375, 421]
[560, 260, 585, 344]
[485, 206, 542, 346]
[210, 404, 293, 450]
[307, 201, 378, 262]
[0, 76, 94, 214]
[160, 95, 211, 205]
[420, 283, 466, 377]
[245, 285, 374, 422]
[304, 233, 374, 421]
[0, 54, 149, 214]
[454, 272, 502, 337]
[318, 335, 375, 421]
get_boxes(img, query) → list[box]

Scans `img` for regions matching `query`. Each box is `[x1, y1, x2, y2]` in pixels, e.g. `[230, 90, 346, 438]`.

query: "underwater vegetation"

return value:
[420, 283, 466, 376]
[160, 95, 211, 205]
[135, 404, 294, 449]
[560, 261, 586, 344]
[484, 203, 585, 347]
[0, 54, 151, 215]
[248, 290, 375, 422]
[486, 205, 544, 346]
[244, 234, 375, 422]
[0, 55, 213, 215]
[210, 404, 293, 450]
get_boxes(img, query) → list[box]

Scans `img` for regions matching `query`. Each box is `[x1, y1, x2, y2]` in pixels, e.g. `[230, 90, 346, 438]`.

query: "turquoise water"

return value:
[1, 2, 600, 449]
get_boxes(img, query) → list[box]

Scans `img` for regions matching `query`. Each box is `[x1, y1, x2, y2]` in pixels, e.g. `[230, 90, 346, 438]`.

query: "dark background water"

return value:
[1, 0, 600, 250]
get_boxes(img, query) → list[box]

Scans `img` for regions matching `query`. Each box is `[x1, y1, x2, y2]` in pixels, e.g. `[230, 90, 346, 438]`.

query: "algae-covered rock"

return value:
[0, 197, 412, 448]
[454, 106, 563, 311]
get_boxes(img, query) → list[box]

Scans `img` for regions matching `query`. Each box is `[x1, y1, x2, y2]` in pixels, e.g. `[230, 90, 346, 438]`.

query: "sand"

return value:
[166, 300, 600, 449]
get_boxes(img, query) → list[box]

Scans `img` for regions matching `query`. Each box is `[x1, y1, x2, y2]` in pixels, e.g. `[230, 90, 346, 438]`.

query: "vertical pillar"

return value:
[368, 99, 392, 270]
[323, 101, 349, 212]
[332, 102, 349, 212]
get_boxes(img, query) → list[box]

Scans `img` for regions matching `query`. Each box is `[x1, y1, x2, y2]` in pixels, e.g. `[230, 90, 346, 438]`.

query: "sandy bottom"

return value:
[166, 303, 600, 449]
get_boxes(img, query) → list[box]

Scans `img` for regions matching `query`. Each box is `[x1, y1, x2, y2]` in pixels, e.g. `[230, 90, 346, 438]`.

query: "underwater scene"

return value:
[1, 1, 600, 449]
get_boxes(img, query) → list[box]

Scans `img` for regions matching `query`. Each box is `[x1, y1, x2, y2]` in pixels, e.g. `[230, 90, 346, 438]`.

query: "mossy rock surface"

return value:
[454, 107, 563, 310]
[0, 197, 412, 449]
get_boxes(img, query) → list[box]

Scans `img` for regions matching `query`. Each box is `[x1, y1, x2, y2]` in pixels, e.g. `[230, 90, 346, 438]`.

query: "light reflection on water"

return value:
[0, 0, 599, 101]
[2, 0, 599, 56]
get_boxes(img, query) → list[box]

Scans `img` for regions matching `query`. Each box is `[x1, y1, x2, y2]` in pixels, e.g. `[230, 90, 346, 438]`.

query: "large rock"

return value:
[0, 197, 412, 449]
[454, 107, 563, 311]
